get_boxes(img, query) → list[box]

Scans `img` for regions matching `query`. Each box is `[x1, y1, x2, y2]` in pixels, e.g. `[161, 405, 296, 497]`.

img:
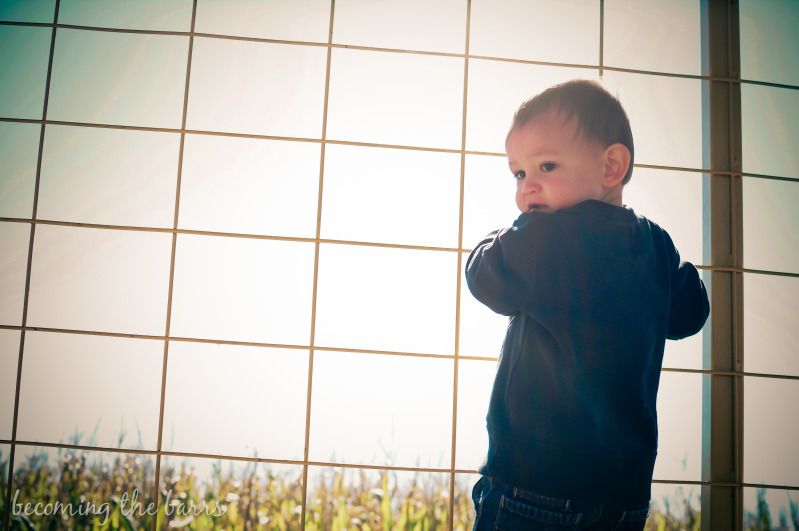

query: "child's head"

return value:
[505, 79, 634, 213]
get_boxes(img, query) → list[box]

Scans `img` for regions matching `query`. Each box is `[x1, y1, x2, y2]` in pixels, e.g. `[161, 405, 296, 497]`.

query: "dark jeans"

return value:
[471, 475, 651, 530]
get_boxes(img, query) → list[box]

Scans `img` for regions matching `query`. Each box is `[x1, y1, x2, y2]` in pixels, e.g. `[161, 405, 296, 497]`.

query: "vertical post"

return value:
[700, 0, 743, 530]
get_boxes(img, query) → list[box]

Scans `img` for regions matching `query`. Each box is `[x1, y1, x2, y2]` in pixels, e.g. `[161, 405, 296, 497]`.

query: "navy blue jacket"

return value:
[465, 199, 709, 506]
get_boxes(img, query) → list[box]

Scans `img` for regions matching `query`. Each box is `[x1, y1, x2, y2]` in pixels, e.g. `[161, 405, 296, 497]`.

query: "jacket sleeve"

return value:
[665, 233, 710, 340]
[464, 211, 542, 316]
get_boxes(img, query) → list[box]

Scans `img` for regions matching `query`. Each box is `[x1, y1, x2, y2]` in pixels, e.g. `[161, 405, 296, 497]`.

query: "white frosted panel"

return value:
[0, 0, 55, 22]
[653, 372, 701, 481]
[48, 29, 188, 128]
[455, 358, 495, 470]
[0, 122, 39, 218]
[740, 0, 799, 86]
[466, 59, 598, 153]
[744, 273, 799, 377]
[178, 134, 320, 237]
[741, 84, 799, 178]
[59, 0, 192, 31]
[742, 177, 799, 274]
[195, 0, 330, 42]
[326, 48, 464, 149]
[163, 341, 308, 459]
[333, 0, 466, 54]
[0, 222, 30, 325]
[26, 225, 172, 334]
[187, 37, 327, 137]
[470, 0, 598, 65]
[459, 252, 510, 359]
[309, 351, 453, 468]
[0, 26, 51, 119]
[17, 330, 162, 449]
[321, 143, 460, 247]
[314, 243, 457, 355]
[604, 0, 700, 75]
[169, 234, 315, 345]
[38, 125, 180, 227]
[0, 329, 20, 440]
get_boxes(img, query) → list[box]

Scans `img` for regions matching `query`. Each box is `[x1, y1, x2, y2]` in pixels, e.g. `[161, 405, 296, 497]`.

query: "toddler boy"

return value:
[465, 79, 709, 530]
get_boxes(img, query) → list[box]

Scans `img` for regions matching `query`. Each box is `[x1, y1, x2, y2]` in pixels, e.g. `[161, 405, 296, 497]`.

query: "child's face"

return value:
[506, 107, 609, 214]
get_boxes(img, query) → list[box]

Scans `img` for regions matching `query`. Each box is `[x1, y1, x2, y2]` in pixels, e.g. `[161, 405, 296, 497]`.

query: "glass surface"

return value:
[16, 330, 162, 449]
[742, 177, 799, 274]
[169, 234, 315, 345]
[743, 487, 799, 530]
[662, 331, 703, 372]
[653, 372, 701, 481]
[309, 350, 453, 468]
[326, 47, 464, 150]
[162, 341, 308, 460]
[178, 134, 320, 238]
[159, 454, 302, 529]
[194, 0, 331, 42]
[314, 243, 457, 355]
[741, 84, 799, 178]
[462, 154, 520, 253]
[333, 0, 466, 54]
[459, 251, 509, 360]
[604, 0, 700, 75]
[453, 473, 480, 530]
[740, 0, 799, 87]
[454, 358, 495, 470]
[0, 443, 7, 526]
[11, 445, 156, 528]
[0, 121, 39, 218]
[0, 221, 30, 325]
[47, 28, 188, 129]
[38, 124, 180, 227]
[0, 25, 51, 119]
[305, 465, 451, 529]
[186, 37, 327, 137]
[321, 143, 461, 248]
[648, 483, 701, 528]
[601, 71, 702, 170]
[469, 0, 599, 66]
[0, 329, 19, 440]
[744, 272, 799, 377]
[0, 0, 55, 22]
[59, 0, 192, 31]
[623, 168, 703, 266]
[744, 376, 799, 486]
[26, 224, 173, 335]
[466, 59, 599, 154]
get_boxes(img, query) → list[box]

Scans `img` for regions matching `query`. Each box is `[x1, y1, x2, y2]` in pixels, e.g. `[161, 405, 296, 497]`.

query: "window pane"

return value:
[623, 168, 703, 266]
[159, 455, 302, 529]
[649, 483, 701, 528]
[326, 48, 463, 150]
[455, 358, 494, 470]
[0, 26, 51, 119]
[163, 341, 308, 460]
[601, 71, 702, 169]
[744, 273, 799, 377]
[321, 143, 461, 248]
[743, 487, 799, 530]
[0, 122, 39, 218]
[466, 60, 597, 153]
[740, 0, 799, 86]
[309, 351, 453, 468]
[459, 251, 508, 359]
[743, 177, 799, 274]
[59, 0, 192, 32]
[604, 0, 700, 75]
[333, 0, 466, 54]
[39, 124, 180, 227]
[653, 372, 701, 481]
[0, 0, 55, 22]
[663, 331, 703, 372]
[16, 331, 162, 449]
[314, 244, 457, 355]
[462, 154, 518, 253]
[0, 443, 8, 524]
[742, 84, 799, 178]
[48, 28, 188, 128]
[195, 0, 330, 42]
[169, 234, 315, 345]
[11, 445, 156, 528]
[186, 37, 327, 137]
[179, 134, 320, 238]
[454, 473, 480, 528]
[470, 0, 598, 66]
[26, 225, 172, 335]
[744, 376, 799, 486]
[306, 466, 451, 529]
[0, 329, 19, 440]
[0, 221, 30, 326]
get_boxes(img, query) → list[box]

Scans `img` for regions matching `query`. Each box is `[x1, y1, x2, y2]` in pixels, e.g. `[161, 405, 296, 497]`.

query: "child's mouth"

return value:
[528, 204, 548, 212]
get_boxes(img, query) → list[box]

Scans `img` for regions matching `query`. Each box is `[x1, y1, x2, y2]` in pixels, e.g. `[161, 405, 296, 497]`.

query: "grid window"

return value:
[0, 222, 30, 326]
[744, 273, 799, 377]
[58, 0, 193, 32]
[0, 329, 19, 440]
[0, 25, 51, 120]
[0, 0, 54, 23]
[0, 122, 39, 218]
[739, 0, 799, 87]
[194, 0, 331, 42]
[741, 84, 799, 178]
[742, 177, 799, 274]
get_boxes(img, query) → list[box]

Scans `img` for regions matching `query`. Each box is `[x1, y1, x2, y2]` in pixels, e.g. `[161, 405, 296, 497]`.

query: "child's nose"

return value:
[522, 175, 540, 192]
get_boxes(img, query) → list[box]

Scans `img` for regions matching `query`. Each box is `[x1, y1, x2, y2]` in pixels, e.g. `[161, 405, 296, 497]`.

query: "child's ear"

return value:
[602, 143, 631, 188]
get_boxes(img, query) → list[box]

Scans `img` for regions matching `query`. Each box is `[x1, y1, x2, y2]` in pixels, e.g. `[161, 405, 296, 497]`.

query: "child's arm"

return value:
[665, 235, 710, 340]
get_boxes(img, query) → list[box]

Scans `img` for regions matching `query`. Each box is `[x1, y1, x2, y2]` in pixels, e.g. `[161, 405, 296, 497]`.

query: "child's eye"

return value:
[540, 162, 557, 173]
[513, 170, 525, 180]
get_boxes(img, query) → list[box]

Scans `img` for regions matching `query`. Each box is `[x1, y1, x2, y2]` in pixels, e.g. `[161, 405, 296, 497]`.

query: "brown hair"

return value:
[507, 79, 635, 184]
